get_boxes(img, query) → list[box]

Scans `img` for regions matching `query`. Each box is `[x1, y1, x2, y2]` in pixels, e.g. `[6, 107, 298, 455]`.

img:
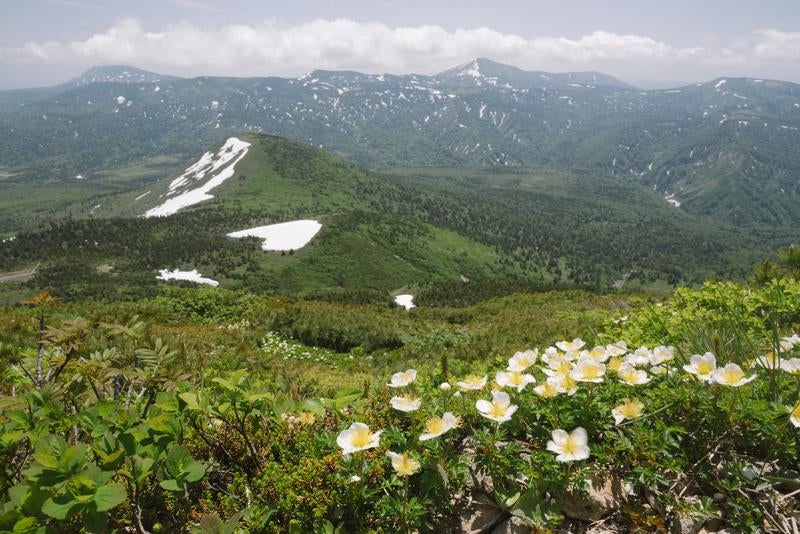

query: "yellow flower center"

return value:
[463, 375, 483, 387]
[350, 428, 374, 448]
[718, 368, 744, 384]
[696, 361, 714, 375]
[538, 383, 558, 398]
[562, 436, 579, 455]
[792, 404, 800, 418]
[608, 357, 622, 372]
[581, 364, 601, 380]
[394, 454, 420, 476]
[508, 372, 524, 386]
[617, 399, 643, 419]
[425, 417, 445, 435]
[489, 403, 507, 418]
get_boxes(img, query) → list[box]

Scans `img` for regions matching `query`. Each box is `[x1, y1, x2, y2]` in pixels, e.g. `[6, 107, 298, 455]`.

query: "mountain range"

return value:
[1, 59, 798, 225]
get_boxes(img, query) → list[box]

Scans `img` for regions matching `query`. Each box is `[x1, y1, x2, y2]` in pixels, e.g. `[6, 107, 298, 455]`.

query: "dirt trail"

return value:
[0, 265, 37, 283]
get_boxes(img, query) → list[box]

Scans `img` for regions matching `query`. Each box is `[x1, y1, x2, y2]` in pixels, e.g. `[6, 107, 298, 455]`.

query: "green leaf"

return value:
[41, 495, 77, 520]
[93, 483, 126, 512]
[159, 479, 182, 492]
[165, 446, 192, 477]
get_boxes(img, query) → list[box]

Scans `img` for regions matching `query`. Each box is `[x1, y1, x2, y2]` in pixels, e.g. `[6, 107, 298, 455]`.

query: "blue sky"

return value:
[1, 0, 798, 88]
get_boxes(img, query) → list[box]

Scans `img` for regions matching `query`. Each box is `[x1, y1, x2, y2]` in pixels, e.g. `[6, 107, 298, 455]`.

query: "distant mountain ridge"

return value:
[0, 59, 798, 225]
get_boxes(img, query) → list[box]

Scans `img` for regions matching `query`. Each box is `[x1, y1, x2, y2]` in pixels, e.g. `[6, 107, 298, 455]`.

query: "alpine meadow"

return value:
[0, 2, 799, 533]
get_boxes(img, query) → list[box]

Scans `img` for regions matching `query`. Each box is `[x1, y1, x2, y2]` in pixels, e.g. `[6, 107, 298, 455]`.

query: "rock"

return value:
[562, 471, 632, 522]
[491, 515, 534, 534]
[672, 514, 704, 534]
[460, 490, 507, 534]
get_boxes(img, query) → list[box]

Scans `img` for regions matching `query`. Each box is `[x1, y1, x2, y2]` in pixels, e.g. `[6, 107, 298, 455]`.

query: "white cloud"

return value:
[1, 19, 798, 82]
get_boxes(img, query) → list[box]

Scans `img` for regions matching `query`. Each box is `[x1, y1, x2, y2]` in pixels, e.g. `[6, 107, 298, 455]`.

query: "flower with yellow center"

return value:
[711, 363, 756, 387]
[756, 352, 782, 370]
[612, 398, 645, 425]
[546, 427, 590, 462]
[386, 451, 421, 476]
[607, 356, 624, 373]
[533, 378, 561, 398]
[570, 358, 606, 383]
[419, 412, 459, 441]
[790, 403, 800, 428]
[649, 365, 669, 376]
[508, 349, 538, 372]
[495, 370, 536, 392]
[584, 345, 609, 363]
[626, 347, 653, 367]
[552, 373, 579, 395]
[390, 395, 422, 412]
[337, 422, 382, 455]
[476, 391, 518, 423]
[683, 353, 716, 381]
[457, 375, 487, 392]
[387, 369, 417, 388]
[556, 338, 586, 352]
[617, 364, 651, 386]
[542, 356, 573, 377]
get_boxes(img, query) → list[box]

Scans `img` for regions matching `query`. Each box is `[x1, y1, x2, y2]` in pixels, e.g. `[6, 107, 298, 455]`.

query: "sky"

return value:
[1, 0, 799, 89]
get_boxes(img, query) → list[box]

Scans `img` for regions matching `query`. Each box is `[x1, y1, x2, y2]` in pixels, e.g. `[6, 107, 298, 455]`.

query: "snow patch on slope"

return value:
[144, 137, 250, 218]
[394, 294, 416, 310]
[157, 268, 219, 287]
[227, 220, 322, 251]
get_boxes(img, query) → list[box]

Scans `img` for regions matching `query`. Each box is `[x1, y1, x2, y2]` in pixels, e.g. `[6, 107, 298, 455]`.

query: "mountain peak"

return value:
[71, 65, 178, 86]
[437, 58, 521, 79]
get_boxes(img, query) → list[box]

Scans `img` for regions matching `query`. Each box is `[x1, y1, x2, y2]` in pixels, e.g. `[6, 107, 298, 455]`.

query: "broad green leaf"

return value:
[41, 496, 77, 520]
[93, 483, 126, 512]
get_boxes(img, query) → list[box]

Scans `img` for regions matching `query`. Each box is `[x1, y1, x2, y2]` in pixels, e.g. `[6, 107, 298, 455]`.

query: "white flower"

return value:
[387, 369, 417, 388]
[683, 353, 716, 381]
[390, 395, 422, 412]
[756, 352, 782, 370]
[476, 391, 518, 423]
[549, 373, 579, 395]
[546, 427, 590, 462]
[711, 363, 756, 387]
[419, 412, 460, 441]
[617, 364, 651, 385]
[439, 382, 452, 391]
[533, 378, 561, 398]
[556, 338, 586, 352]
[612, 398, 645, 425]
[457, 375, 487, 391]
[542, 353, 573, 377]
[495, 370, 536, 392]
[350, 475, 361, 483]
[605, 341, 628, 357]
[337, 423, 382, 455]
[651, 346, 675, 365]
[583, 345, 610, 363]
[780, 358, 800, 375]
[626, 347, 653, 367]
[508, 349, 538, 371]
[570, 358, 606, 383]
[386, 451, 421, 476]
[780, 334, 800, 352]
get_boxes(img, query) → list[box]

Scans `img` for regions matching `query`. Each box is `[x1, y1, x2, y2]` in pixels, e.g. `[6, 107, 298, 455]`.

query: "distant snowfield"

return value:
[144, 137, 250, 218]
[156, 268, 219, 287]
[394, 294, 416, 310]
[227, 220, 322, 251]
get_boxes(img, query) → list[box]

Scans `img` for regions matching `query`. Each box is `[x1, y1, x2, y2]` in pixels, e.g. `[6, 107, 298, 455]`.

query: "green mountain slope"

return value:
[0, 61, 798, 224]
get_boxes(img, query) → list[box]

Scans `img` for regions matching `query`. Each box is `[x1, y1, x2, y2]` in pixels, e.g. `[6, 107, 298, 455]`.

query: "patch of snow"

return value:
[779, 125, 799, 131]
[116, 96, 126, 104]
[74, 174, 85, 180]
[227, 220, 322, 251]
[394, 294, 415, 310]
[664, 193, 681, 207]
[144, 137, 251, 218]
[714, 79, 726, 89]
[157, 269, 219, 287]
[134, 190, 151, 202]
